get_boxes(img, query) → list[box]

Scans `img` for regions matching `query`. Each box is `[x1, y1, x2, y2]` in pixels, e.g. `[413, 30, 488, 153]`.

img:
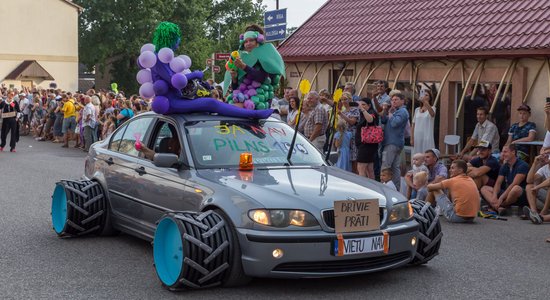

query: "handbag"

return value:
[361, 124, 383, 144]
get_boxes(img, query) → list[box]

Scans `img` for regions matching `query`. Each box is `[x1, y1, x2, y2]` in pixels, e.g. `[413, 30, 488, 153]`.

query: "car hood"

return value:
[196, 166, 398, 211]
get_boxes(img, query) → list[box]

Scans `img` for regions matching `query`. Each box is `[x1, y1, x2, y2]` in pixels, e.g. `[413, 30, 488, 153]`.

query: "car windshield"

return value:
[185, 120, 326, 168]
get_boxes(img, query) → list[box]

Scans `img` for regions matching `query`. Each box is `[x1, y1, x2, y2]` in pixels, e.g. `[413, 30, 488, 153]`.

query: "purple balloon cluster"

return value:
[228, 76, 273, 110]
[136, 43, 193, 101]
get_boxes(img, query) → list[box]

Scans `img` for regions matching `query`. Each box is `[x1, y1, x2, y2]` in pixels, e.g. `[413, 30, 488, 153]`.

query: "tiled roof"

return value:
[278, 0, 550, 61]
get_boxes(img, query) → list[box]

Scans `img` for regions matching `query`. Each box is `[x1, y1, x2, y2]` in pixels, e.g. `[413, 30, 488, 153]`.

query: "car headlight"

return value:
[389, 202, 413, 223]
[248, 209, 319, 227]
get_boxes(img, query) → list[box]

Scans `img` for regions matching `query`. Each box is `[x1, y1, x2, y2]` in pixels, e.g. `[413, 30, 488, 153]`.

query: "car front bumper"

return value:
[236, 219, 419, 278]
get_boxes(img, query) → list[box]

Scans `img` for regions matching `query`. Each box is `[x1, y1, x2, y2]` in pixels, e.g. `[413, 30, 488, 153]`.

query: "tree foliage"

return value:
[75, 0, 265, 92]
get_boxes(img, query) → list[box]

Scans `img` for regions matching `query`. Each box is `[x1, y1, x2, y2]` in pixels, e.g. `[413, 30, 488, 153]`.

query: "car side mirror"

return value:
[153, 153, 180, 168]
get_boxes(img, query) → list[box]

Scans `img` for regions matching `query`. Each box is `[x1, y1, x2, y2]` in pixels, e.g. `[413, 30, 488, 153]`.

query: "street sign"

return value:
[213, 66, 221, 73]
[264, 8, 287, 27]
[215, 53, 230, 60]
[265, 24, 287, 42]
[206, 58, 213, 65]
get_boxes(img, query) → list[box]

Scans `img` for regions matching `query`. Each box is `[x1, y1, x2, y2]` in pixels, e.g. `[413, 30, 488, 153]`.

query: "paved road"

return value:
[1, 136, 550, 299]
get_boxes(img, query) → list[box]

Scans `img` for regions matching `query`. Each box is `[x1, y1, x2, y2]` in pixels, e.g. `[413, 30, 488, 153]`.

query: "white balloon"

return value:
[178, 55, 192, 69]
[140, 43, 155, 53]
[139, 51, 157, 69]
[169, 57, 186, 73]
[158, 47, 174, 64]
[136, 69, 152, 85]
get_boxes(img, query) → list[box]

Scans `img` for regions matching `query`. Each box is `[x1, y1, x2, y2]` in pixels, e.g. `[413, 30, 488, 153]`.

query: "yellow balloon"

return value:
[299, 79, 311, 96]
[332, 88, 343, 102]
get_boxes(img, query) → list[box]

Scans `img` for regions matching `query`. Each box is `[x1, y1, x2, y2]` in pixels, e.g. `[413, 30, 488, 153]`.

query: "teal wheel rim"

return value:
[51, 184, 68, 234]
[154, 217, 184, 286]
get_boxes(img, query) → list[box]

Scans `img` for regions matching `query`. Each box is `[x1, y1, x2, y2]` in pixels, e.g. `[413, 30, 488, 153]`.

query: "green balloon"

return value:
[227, 95, 233, 101]
[257, 102, 267, 110]
[267, 84, 273, 91]
[251, 96, 260, 104]
[257, 94, 266, 102]
[268, 91, 274, 99]
[256, 88, 265, 95]
[274, 75, 281, 83]
[263, 77, 272, 85]
[261, 84, 270, 91]
[228, 100, 234, 104]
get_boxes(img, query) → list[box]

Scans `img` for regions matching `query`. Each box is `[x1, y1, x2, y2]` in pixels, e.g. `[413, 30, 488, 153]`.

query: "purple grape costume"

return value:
[222, 31, 286, 110]
[137, 22, 273, 119]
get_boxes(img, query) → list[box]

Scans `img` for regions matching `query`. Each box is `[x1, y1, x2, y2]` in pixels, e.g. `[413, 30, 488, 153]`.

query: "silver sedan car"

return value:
[51, 112, 442, 290]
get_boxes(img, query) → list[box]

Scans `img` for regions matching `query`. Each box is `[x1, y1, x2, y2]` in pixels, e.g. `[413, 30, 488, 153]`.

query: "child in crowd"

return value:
[413, 171, 429, 201]
[102, 114, 117, 139]
[407, 152, 430, 198]
[381, 168, 397, 190]
[334, 119, 352, 172]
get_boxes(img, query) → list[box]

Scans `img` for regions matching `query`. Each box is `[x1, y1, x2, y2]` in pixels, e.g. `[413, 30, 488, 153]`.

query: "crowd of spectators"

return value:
[275, 80, 550, 242]
[0, 85, 151, 152]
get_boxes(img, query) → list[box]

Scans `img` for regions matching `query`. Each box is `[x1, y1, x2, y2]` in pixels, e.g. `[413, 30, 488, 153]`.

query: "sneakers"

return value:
[523, 206, 543, 224]
[0, 147, 3, 151]
[10, 149, 16, 153]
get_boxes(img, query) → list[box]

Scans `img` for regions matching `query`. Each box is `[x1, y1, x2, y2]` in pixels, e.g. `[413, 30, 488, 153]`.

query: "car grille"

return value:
[322, 208, 385, 229]
[273, 251, 411, 273]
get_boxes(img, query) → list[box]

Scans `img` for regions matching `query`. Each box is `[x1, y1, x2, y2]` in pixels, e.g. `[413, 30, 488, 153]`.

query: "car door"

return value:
[131, 118, 202, 230]
[98, 116, 155, 223]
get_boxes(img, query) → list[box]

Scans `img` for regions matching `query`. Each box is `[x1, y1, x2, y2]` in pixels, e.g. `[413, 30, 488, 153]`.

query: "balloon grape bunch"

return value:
[226, 73, 281, 110]
[136, 43, 193, 103]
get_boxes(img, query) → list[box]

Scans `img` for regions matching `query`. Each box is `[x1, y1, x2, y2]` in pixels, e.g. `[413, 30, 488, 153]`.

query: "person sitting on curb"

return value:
[480, 144, 529, 214]
[426, 160, 480, 223]
[523, 153, 550, 224]
[467, 140, 500, 189]
[413, 171, 429, 202]
[425, 148, 448, 184]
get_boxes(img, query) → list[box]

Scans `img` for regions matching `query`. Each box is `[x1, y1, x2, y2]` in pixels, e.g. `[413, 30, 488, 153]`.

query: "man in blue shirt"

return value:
[481, 144, 529, 214]
[380, 92, 409, 190]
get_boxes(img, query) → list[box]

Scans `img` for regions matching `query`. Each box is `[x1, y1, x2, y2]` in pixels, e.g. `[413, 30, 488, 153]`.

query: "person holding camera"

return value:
[411, 89, 436, 154]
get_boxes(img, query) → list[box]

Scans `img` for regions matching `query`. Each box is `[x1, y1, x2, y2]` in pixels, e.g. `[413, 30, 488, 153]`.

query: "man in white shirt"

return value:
[19, 93, 30, 134]
[82, 96, 97, 152]
[459, 106, 500, 160]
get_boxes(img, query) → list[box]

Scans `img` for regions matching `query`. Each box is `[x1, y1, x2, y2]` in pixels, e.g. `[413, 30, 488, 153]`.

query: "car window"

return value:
[185, 120, 325, 168]
[108, 124, 127, 151]
[146, 121, 181, 160]
[117, 117, 154, 157]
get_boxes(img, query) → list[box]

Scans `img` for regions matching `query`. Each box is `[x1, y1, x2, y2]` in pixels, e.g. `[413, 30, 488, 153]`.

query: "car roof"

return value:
[139, 111, 278, 124]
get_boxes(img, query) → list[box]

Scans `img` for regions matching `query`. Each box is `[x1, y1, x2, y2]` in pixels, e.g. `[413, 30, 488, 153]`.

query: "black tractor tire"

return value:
[153, 211, 235, 290]
[214, 209, 251, 287]
[51, 179, 108, 237]
[409, 200, 443, 265]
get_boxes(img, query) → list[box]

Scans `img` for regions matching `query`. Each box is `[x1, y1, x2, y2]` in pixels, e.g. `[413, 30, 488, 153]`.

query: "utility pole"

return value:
[275, 0, 280, 47]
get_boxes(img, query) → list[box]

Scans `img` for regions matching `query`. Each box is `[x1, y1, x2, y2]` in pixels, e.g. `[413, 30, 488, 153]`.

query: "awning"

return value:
[4, 60, 54, 80]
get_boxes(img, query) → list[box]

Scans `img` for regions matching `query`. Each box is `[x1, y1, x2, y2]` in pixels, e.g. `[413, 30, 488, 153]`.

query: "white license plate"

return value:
[333, 235, 387, 256]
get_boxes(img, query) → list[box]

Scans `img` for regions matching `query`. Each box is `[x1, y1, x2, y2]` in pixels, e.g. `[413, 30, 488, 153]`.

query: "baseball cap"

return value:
[517, 104, 531, 112]
[55, 95, 62, 100]
[475, 140, 493, 149]
[474, 140, 492, 149]
[427, 148, 440, 160]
